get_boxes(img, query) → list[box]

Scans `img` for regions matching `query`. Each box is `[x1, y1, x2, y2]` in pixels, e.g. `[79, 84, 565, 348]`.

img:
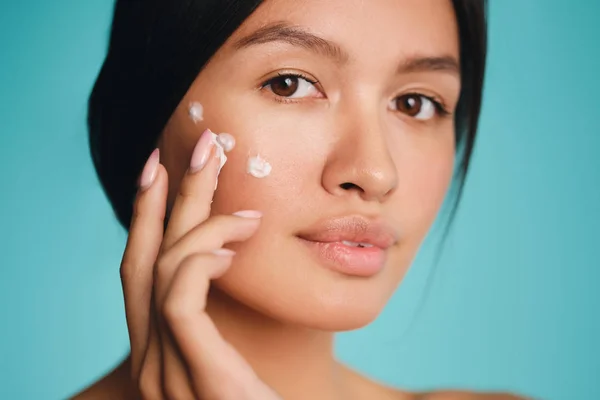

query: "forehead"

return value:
[228, 0, 459, 63]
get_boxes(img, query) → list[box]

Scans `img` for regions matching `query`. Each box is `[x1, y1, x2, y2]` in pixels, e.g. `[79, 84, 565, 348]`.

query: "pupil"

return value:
[398, 95, 422, 116]
[272, 76, 299, 97]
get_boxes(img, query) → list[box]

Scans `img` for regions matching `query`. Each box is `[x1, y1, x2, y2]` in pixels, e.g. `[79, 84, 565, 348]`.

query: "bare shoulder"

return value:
[339, 364, 528, 400]
[339, 364, 414, 399]
[420, 391, 529, 400]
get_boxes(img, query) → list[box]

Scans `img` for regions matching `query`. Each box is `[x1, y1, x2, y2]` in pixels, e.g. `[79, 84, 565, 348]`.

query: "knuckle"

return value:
[161, 298, 186, 325]
[119, 259, 136, 282]
[132, 204, 165, 233]
[131, 190, 166, 224]
[163, 281, 210, 326]
[179, 252, 204, 267]
[177, 253, 213, 279]
[159, 252, 218, 319]
[131, 200, 144, 221]
[162, 294, 193, 326]
[177, 179, 197, 201]
[119, 262, 129, 282]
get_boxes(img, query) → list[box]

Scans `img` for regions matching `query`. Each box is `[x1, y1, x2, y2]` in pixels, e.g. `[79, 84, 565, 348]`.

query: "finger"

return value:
[158, 252, 232, 400]
[155, 274, 197, 400]
[138, 309, 165, 400]
[161, 337, 196, 400]
[156, 131, 233, 399]
[162, 129, 221, 250]
[121, 151, 168, 379]
[162, 252, 259, 398]
[155, 212, 261, 301]
[156, 214, 259, 400]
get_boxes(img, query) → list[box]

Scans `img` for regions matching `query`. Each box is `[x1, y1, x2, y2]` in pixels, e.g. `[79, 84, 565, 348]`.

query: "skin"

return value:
[73, 0, 527, 399]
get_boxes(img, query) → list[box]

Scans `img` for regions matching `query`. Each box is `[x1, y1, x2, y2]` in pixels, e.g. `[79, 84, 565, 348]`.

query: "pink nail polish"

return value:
[190, 129, 215, 173]
[139, 149, 160, 190]
[232, 210, 263, 219]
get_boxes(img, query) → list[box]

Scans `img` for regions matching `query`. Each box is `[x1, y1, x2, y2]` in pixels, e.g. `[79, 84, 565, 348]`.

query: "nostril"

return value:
[340, 182, 362, 191]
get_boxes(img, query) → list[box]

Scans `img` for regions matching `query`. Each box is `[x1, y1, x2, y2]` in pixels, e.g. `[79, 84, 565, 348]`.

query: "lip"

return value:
[296, 215, 398, 277]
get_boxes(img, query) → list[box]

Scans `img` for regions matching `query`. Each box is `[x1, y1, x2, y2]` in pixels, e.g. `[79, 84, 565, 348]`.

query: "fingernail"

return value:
[139, 149, 160, 190]
[232, 210, 263, 219]
[211, 248, 236, 257]
[189, 129, 214, 173]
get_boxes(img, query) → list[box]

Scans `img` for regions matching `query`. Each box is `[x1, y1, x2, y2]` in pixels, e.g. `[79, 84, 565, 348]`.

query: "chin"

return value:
[238, 290, 388, 332]
[288, 279, 395, 331]
[217, 267, 396, 332]
[294, 300, 385, 332]
[213, 234, 408, 332]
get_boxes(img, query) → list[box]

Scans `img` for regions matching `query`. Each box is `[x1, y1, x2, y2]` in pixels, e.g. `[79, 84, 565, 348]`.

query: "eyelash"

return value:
[260, 72, 451, 118]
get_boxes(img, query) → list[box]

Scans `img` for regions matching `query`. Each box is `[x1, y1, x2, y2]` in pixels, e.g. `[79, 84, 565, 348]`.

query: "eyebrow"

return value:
[233, 22, 350, 64]
[233, 22, 460, 77]
[397, 55, 460, 77]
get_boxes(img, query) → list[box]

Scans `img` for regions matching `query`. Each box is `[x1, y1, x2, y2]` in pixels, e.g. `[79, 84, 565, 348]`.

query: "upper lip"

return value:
[296, 215, 398, 250]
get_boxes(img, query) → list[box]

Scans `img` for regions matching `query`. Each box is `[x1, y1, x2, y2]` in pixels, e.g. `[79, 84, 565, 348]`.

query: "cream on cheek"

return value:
[247, 155, 272, 178]
[188, 101, 272, 180]
[188, 101, 204, 123]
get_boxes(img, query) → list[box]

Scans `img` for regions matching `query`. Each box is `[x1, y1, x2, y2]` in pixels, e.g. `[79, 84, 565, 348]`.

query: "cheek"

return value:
[395, 134, 455, 235]
[210, 132, 323, 217]
[198, 102, 329, 216]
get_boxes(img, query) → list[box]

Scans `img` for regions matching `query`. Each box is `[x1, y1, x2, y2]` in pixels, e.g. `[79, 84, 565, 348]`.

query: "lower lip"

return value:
[298, 238, 387, 277]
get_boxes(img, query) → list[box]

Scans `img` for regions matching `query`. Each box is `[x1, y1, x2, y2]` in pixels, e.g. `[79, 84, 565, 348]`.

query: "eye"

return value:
[262, 73, 321, 99]
[390, 93, 447, 121]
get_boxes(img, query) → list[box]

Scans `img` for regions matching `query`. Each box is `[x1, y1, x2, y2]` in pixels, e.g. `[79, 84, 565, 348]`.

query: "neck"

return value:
[99, 288, 354, 400]
[206, 286, 350, 400]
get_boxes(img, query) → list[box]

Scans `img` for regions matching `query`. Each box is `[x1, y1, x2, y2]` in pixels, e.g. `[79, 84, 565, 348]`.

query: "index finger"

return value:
[120, 150, 169, 377]
[162, 128, 221, 250]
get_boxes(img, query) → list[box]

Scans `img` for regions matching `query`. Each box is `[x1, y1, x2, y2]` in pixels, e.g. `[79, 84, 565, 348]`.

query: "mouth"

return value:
[338, 241, 375, 248]
[296, 216, 398, 277]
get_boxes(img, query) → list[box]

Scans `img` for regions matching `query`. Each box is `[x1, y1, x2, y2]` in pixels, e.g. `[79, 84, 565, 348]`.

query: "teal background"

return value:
[1, 1, 598, 399]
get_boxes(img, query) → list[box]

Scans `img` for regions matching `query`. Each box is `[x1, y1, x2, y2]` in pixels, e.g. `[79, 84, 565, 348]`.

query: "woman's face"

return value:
[160, 0, 460, 330]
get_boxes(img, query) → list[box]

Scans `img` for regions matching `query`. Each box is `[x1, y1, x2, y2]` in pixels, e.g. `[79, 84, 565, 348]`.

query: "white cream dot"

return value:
[247, 155, 272, 178]
[188, 102, 204, 123]
[216, 133, 236, 152]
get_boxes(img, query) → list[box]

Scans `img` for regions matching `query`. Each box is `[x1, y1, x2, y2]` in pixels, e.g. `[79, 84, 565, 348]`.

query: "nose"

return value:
[321, 108, 399, 203]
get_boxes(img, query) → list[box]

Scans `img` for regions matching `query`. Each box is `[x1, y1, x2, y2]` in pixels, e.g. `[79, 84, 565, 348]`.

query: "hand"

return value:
[120, 130, 282, 399]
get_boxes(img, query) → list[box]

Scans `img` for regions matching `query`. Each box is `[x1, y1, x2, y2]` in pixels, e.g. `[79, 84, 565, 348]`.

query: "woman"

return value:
[74, 0, 524, 398]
